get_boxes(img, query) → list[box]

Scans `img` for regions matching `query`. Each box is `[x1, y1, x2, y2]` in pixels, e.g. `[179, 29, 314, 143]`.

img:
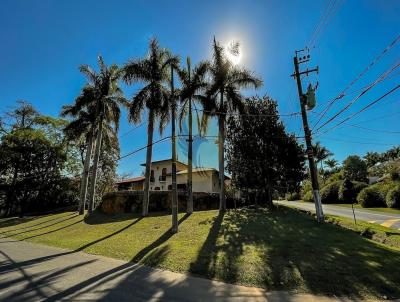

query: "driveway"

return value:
[0, 238, 352, 301]
[275, 200, 400, 230]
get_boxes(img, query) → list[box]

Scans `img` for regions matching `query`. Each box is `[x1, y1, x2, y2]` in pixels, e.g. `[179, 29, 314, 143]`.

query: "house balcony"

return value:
[150, 177, 155, 183]
[159, 175, 166, 182]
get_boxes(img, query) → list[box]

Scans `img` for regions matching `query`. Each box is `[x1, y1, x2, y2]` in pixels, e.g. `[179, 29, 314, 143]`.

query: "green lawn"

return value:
[1, 207, 400, 299]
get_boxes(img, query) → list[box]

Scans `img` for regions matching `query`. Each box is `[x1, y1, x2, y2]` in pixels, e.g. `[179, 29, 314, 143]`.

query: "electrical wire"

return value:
[312, 34, 400, 129]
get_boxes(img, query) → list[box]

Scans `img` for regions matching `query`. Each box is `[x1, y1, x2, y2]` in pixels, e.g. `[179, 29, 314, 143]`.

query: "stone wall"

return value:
[101, 190, 220, 214]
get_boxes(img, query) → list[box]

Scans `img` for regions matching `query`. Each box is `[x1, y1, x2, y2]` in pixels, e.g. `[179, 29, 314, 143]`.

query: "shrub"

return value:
[343, 155, 368, 182]
[320, 180, 342, 204]
[338, 180, 368, 204]
[287, 192, 301, 201]
[357, 186, 386, 208]
[303, 191, 314, 202]
[386, 185, 400, 208]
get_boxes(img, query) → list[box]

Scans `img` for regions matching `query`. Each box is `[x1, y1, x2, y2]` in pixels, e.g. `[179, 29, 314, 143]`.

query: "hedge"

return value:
[386, 185, 400, 208]
[357, 182, 397, 208]
[338, 180, 368, 204]
[320, 180, 342, 204]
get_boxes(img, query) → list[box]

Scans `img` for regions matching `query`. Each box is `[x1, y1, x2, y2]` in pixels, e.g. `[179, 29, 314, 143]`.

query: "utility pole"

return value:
[291, 49, 324, 222]
[171, 64, 178, 233]
[186, 57, 194, 214]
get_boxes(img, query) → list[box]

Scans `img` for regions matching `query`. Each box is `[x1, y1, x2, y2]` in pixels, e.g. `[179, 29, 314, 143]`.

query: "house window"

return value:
[150, 170, 155, 182]
[159, 168, 167, 181]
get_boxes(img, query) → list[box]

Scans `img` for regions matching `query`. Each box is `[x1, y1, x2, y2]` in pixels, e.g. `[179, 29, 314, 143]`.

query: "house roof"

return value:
[116, 176, 145, 184]
[140, 158, 187, 167]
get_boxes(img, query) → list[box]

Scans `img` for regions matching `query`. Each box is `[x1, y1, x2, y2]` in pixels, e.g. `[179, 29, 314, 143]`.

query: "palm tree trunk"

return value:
[78, 131, 94, 215]
[88, 117, 103, 214]
[218, 114, 226, 212]
[143, 110, 154, 217]
[171, 65, 178, 233]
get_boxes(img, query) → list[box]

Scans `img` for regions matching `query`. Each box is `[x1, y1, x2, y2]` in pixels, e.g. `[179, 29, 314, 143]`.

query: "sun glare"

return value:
[225, 40, 242, 65]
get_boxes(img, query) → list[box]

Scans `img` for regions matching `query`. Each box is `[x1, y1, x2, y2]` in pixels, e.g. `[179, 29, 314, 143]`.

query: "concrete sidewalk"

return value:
[0, 238, 356, 302]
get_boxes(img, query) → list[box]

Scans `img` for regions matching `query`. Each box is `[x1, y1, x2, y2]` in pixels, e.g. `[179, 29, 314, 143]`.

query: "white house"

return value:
[116, 158, 229, 193]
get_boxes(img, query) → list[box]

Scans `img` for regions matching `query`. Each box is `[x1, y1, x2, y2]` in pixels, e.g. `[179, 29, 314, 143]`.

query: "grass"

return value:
[330, 203, 400, 215]
[1, 207, 400, 299]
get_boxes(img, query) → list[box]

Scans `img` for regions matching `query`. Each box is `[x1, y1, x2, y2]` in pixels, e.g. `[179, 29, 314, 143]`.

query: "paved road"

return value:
[0, 238, 350, 302]
[275, 200, 400, 230]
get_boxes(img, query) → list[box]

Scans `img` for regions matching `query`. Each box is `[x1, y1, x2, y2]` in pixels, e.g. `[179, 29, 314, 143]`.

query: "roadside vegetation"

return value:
[294, 143, 400, 210]
[1, 207, 400, 299]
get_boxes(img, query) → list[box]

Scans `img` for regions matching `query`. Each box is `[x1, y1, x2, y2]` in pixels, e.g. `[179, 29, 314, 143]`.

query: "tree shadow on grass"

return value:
[0, 212, 77, 235]
[189, 207, 400, 299]
[131, 213, 191, 265]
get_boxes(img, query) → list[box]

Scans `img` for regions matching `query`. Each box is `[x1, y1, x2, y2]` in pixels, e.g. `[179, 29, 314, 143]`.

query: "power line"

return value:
[321, 136, 398, 146]
[348, 124, 400, 134]
[314, 61, 400, 132]
[314, 84, 400, 136]
[119, 120, 146, 138]
[118, 136, 171, 160]
[312, 34, 400, 129]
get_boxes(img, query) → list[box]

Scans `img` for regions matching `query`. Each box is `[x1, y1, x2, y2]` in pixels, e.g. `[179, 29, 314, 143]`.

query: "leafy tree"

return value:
[123, 38, 178, 217]
[200, 38, 262, 211]
[0, 102, 79, 216]
[343, 155, 368, 182]
[325, 159, 338, 170]
[226, 96, 305, 207]
[177, 57, 209, 214]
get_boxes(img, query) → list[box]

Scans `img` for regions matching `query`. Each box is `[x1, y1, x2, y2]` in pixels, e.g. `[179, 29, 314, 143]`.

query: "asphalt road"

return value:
[0, 238, 343, 302]
[275, 200, 400, 230]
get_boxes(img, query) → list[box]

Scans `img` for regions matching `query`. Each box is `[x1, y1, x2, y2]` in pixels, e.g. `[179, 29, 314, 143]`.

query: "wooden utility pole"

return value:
[292, 50, 324, 222]
[186, 57, 194, 214]
[171, 64, 178, 233]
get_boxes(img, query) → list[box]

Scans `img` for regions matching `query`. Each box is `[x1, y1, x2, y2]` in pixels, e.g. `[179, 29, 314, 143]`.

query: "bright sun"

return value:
[225, 40, 242, 65]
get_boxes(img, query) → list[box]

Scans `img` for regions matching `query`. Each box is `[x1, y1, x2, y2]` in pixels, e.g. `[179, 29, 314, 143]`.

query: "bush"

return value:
[357, 187, 385, 208]
[303, 191, 314, 202]
[386, 185, 400, 208]
[287, 192, 301, 201]
[320, 180, 342, 204]
[338, 180, 368, 204]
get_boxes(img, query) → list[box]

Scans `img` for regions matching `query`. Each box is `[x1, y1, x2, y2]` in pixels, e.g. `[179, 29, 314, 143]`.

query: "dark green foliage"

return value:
[287, 192, 301, 201]
[338, 180, 368, 204]
[386, 185, 400, 208]
[343, 155, 368, 182]
[226, 96, 306, 205]
[357, 186, 386, 208]
[356, 182, 396, 208]
[303, 191, 314, 202]
[320, 180, 342, 204]
[0, 102, 81, 216]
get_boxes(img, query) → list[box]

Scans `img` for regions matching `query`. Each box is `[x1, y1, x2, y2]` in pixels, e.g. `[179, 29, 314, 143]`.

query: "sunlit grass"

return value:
[1, 207, 400, 299]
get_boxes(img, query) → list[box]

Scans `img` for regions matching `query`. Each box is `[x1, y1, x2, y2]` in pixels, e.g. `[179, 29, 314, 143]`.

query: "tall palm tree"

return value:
[123, 39, 178, 217]
[200, 38, 262, 212]
[177, 57, 209, 214]
[61, 87, 96, 215]
[78, 56, 128, 214]
[62, 95, 121, 214]
[312, 141, 333, 170]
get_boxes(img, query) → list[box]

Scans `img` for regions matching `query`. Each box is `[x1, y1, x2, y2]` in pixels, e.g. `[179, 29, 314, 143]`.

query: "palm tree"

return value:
[200, 38, 262, 212]
[325, 159, 338, 170]
[61, 87, 96, 215]
[78, 56, 127, 214]
[312, 141, 333, 170]
[177, 57, 209, 214]
[123, 39, 177, 217]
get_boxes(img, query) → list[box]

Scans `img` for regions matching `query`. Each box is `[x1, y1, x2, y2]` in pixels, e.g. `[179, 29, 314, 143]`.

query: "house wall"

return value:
[149, 160, 187, 191]
[176, 170, 215, 193]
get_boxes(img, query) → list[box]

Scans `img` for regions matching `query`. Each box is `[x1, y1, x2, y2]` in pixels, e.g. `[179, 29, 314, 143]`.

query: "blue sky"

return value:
[1, 0, 399, 177]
